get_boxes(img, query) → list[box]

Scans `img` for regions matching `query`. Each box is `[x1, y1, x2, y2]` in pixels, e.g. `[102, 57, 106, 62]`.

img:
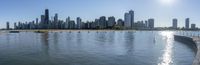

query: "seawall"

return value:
[174, 35, 200, 65]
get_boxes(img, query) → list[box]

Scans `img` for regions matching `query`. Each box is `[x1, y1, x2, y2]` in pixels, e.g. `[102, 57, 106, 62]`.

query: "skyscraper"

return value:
[172, 18, 178, 29]
[129, 10, 134, 28]
[108, 16, 116, 28]
[44, 9, 49, 29]
[124, 13, 131, 29]
[148, 18, 154, 29]
[77, 17, 82, 29]
[54, 13, 58, 29]
[14, 22, 17, 29]
[99, 16, 107, 29]
[36, 18, 39, 29]
[145, 20, 148, 28]
[6, 22, 9, 30]
[65, 17, 70, 29]
[185, 18, 190, 29]
[69, 21, 75, 29]
[95, 19, 100, 29]
[41, 15, 45, 29]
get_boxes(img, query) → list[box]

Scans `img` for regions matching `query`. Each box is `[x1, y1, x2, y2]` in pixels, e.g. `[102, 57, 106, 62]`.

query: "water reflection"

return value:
[0, 31, 195, 65]
[40, 32, 50, 56]
[158, 31, 174, 65]
[124, 31, 135, 55]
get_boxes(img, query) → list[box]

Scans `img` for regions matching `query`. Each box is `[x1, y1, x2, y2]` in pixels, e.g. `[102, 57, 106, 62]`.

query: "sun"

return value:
[160, 0, 175, 5]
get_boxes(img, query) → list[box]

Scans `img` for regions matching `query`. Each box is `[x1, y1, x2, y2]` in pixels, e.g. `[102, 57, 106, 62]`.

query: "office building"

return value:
[148, 18, 154, 29]
[41, 15, 45, 29]
[65, 17, 70, 29]
[172, 18, 178, 29]
[14, 22, 17, 29]
[124, 13, 131, 29]
[99, 16, 107, 29]
[129, 10, 134, 28]
[44, 9, 49, 29]
[36, 18, 39, 29]
[77, 17, 82, 29]
[191, 24, 196, 29]
[145, 20, 148, 28]
[54, 13, 58, 29]
[185, 18, 190, 29]
[108, 16, 116, 28]
[117, 19, 124, 26]
[6, 22, 10, 30]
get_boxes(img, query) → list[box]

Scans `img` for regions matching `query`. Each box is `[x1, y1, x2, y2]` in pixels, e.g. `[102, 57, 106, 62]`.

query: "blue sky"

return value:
[0, 0, 199, 28]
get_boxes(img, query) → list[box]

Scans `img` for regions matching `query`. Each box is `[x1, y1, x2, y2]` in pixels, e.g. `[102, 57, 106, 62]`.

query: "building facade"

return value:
[172, 18, 178, 29]
[185, 18, 190, 29]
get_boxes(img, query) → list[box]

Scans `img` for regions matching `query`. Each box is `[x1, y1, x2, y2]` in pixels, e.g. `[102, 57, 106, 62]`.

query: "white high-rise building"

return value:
[124, 13, 131, 29]
[124, 10, 134, 29]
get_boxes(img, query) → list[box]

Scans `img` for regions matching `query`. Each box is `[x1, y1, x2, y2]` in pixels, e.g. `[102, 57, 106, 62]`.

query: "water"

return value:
[0, 31, 195, 65]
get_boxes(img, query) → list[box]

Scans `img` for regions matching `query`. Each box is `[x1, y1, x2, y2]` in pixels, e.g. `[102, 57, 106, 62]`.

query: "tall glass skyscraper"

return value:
[44, 9, 49, 29]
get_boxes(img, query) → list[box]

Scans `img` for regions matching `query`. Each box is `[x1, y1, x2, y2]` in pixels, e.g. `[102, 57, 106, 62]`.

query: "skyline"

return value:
[6, 9, 197, 30]
[0, 0, 200, 28]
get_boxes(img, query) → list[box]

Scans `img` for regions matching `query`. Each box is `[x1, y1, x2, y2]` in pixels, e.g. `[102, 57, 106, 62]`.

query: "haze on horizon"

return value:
[0, 0, 199, 28]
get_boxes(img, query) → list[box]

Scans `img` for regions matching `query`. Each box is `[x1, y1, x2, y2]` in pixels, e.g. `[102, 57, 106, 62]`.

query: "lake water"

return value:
[0, 31, 195, 65]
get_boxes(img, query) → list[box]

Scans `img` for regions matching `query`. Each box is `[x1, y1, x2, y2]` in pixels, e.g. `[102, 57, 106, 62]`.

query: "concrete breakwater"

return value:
[174, 35, 200, 65]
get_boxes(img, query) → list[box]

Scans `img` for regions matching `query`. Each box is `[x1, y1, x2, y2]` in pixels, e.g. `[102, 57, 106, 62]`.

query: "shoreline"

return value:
[174, 35, 200, 65]
[1, 29, 200, 32]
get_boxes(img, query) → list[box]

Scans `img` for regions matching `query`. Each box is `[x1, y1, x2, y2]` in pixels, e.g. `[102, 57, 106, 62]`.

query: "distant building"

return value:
[117, 19, 124, 26]
[54, 13, 58, 29]
[30, 21, 35, 29]
[14, 22, 17, 29]
[95, 19, 100, 28]
[68, 21, 75, 29]
[65, 17, 70, 29]
[185, 18, 190, 29]
[191, 24, 196, 29]
[77, 17, 82, 29]
[6, 22, 10, 30]
[40, 15, 45, 29]
[124, 13, 131, 29]
[148, 18, 154, 29]
[129, 10, 134, 28]
[124, 10, 134, 29]
[145, 20, 148, 28]
[36, 18, 39, 29]
[99, 16, 107, 29]
[172, 18, 178, 29]
[44, 9, 49, 29]
[108, 16, 116, 28]
[134, 21, 145, 29]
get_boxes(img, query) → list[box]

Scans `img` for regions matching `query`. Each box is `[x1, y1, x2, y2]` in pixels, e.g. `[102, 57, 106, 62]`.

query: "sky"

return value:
[0, 0, 199, 28]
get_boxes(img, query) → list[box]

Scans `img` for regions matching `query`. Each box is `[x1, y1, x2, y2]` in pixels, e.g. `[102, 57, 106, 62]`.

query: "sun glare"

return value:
[160, 0, 175, 5]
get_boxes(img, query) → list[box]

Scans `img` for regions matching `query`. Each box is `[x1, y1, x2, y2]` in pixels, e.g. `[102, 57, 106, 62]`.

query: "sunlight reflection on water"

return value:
[158, 31, 174, 65]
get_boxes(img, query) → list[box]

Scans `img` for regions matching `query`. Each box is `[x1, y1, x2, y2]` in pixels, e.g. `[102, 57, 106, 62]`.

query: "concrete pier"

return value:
[174, 35, 200, 65]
